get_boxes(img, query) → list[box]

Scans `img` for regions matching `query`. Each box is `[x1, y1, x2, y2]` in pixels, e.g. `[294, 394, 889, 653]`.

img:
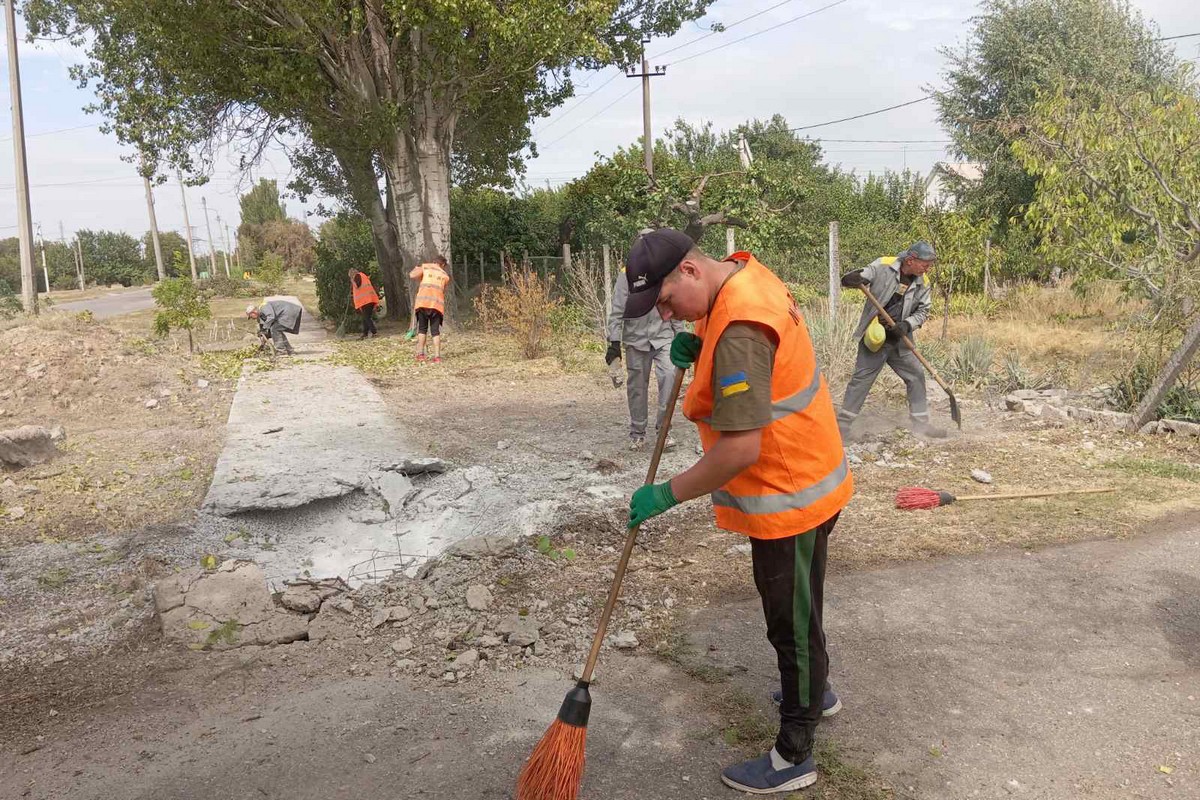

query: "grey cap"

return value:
[901, 240, 937, 261]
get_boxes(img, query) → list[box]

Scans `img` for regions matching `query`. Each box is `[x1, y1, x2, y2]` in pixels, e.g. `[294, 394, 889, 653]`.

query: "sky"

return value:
[0, 0, 1197, 253]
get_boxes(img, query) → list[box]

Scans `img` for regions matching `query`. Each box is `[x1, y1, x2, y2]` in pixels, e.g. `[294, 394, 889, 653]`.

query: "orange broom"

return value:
[516, 367, 686, 800]
[896, 485, 1115, 510]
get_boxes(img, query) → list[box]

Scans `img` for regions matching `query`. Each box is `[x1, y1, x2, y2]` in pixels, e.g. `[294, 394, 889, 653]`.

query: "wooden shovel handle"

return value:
[955, 487, 1115, 502]
[860, 285, 954, 396]
[580, 367, 686, 683]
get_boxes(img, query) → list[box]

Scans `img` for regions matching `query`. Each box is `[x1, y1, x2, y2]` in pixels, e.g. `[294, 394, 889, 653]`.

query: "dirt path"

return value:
[689, 514, 1200, 799]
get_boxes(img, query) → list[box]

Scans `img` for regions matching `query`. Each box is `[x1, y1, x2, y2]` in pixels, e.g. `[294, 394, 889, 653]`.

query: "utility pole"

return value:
[75, 237, 84, 289]
[626, 39, 666, 180]
[5, 0, 37, 314]
[142, 171, 166, 281]
[201, 196, 217, 277]
[35, 224, 48, 295]
[60, 220, 82, 290]
[221, 220, 234, 277]
[177, 172, 198, 280]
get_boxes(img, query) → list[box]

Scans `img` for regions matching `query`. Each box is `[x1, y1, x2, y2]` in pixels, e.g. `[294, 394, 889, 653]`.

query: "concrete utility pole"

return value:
[626, 39, 666, 180]
[828, 221, 840, 324]
[215, 213, 231, 276]
[177, 172, 198, 280]
[143, 174, 166, 281]
[60, 221, 83, 290]
[5, 0, 37, 314]
[75, 237, 84, 289]
[201, 196, 217, 277]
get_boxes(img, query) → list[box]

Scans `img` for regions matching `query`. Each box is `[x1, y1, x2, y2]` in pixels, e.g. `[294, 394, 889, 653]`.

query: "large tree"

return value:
[934, 0, 1179, 227]
[28, 0, 714, 318]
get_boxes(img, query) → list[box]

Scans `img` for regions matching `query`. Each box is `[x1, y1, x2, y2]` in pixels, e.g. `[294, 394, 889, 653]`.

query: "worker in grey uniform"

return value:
[837, 241, 945, 439]
[246, 299, 303, 356]
[607, 267, 684, 450]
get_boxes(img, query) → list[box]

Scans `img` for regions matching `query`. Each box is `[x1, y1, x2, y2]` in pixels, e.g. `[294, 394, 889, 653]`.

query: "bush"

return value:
[152, 278, 212, 353]
[315, 214, 381, 331]
[949, 335, 994, 386]
[0, 279, 22, 319]
[473, 268, 561, 359]
[1112, 358, 1200, 422]
[199, 275, 257, 298]
[992, 351, 1058, 393]
[803, 299, 860, 392]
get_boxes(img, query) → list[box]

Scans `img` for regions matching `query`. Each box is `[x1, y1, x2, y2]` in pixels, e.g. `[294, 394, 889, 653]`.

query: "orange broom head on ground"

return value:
[515, 682, 591, 800]
[895, 486, 955, 510]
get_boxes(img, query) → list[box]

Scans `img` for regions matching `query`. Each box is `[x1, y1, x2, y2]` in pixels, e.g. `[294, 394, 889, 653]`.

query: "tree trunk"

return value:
[332, 146, 407, 320]
[1128, 314, 1200, 432]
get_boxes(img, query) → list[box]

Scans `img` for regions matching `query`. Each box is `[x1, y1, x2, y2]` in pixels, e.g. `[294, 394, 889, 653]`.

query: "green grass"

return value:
[1107, 457, 1200, 483]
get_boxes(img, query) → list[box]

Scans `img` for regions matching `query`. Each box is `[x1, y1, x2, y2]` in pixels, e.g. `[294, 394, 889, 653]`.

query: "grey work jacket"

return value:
[852, 256, 932, 340]
[259, 299, 303, 334]
[607, 270, 683, 351]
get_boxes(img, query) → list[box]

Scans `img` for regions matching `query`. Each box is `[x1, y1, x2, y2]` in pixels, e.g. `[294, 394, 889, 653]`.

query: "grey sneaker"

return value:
[628, 437, 645, 451]
[912, 420, 947, 438]
[663, 436, 677, 451]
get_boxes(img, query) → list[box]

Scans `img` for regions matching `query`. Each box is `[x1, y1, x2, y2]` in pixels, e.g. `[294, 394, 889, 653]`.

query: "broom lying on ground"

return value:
[515, 367, 686, 800]
[896, 485, 1115, 510]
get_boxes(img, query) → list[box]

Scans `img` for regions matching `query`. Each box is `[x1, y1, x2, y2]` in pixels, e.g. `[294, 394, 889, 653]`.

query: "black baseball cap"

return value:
[623, 228, 694, 318]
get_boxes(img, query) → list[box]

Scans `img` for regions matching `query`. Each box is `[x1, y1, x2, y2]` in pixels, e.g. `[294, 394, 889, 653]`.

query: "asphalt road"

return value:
[53, 287, 155, 319]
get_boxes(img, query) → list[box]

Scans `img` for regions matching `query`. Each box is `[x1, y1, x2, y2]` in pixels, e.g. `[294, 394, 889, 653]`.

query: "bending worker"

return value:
[408, 255, 451, 363]
[246, 297, 303, 356]
[622, 229, 853, 795]
[348, 267, 380, 339]
[837, 241, 944, 439]
[606, 265, 684, 450]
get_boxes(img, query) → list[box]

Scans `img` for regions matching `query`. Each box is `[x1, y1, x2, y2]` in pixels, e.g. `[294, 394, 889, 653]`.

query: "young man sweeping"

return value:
[622, 229, 853, 794]
[348, 267, 380, 339]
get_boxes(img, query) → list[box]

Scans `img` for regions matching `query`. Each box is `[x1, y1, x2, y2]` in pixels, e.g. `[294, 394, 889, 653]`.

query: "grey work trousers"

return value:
[625, 344, 674, 439]
[267, 323, 294, 355]
[838, 338, 928, 424]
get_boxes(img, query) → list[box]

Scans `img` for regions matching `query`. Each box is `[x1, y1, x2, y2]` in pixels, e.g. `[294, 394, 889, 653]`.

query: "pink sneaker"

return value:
[416, 353, 427, 363]
[432, 357, 442, 364]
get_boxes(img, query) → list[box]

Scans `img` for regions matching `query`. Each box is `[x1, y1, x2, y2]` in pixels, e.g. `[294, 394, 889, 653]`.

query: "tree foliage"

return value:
[935, 0, 1179, 225]
[1013, 79, 1200, 331]
[239, 179, 286, 227]
[77, 230, 147, 287]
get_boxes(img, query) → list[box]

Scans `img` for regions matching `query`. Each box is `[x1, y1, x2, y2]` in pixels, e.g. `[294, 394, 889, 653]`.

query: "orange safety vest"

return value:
[351, 272, 380, 310]
[414, 264, 449, 314]
[682, 252, 853, 539]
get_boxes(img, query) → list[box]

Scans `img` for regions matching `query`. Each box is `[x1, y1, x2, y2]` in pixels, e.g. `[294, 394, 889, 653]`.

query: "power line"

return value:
[532, 70, 622, 136]
[785, 96, 934, 132]
[0, 123, 98, 143]
[537, 84, 640, 152]
[666, 0, 850, 66]
[805, 137, 950, 143]
[652, 0, 803, 59]
[1157, 32, 1200, 41]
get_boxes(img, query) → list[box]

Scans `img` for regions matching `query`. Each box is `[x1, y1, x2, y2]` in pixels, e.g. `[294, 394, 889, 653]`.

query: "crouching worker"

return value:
[247, 298, 303, 356]
[621, 229, 853, 794]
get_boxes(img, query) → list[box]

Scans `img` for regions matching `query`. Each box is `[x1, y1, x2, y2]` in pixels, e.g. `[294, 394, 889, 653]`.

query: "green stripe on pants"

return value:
[792, 528, 816, 708]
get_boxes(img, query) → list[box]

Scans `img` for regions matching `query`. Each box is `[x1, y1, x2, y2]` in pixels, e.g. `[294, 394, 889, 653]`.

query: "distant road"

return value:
[53, 287, 155, 319]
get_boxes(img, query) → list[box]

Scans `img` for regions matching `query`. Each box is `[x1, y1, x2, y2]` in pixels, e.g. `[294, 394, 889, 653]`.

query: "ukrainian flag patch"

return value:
[719, 370, 750, 397]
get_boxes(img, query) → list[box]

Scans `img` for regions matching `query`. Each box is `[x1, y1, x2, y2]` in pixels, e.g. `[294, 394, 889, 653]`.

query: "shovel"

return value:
[860, 285, 961, 429]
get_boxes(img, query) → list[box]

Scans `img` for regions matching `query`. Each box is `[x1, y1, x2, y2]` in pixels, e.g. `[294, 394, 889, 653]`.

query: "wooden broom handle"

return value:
[580, 367, 686, 684]
[956, 487, 1115, 502]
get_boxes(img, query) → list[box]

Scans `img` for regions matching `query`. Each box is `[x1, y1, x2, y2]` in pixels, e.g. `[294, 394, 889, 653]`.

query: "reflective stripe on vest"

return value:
[712, 457, 849, 515]
[702, 364, 823, 425]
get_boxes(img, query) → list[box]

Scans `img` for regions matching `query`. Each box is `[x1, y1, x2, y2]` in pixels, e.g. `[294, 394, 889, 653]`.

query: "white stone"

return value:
[465, 585, 493, 611]
[453, 648, 480, 669]
[390, 637, 414, 654]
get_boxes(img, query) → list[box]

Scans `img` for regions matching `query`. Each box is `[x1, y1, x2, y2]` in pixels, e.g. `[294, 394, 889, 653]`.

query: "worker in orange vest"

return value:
[348, 268, 381, 339]
[407, 255, 451, 363]
[622, 229, 854, 795]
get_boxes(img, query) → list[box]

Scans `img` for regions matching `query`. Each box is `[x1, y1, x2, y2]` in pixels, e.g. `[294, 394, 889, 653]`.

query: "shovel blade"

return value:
[948, 393, 962, 429]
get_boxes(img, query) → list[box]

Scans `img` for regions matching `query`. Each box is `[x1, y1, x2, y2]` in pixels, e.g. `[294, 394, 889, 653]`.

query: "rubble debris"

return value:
[0, 425, 59, 469]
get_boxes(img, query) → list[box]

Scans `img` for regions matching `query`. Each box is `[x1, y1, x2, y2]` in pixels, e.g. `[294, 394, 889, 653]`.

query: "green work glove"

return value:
[669, 332, 702, 369]
[629, 481, 679, 528]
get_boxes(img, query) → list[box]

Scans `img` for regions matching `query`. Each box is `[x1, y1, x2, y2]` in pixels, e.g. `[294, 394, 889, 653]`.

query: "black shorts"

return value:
[415, 308, 443, 336]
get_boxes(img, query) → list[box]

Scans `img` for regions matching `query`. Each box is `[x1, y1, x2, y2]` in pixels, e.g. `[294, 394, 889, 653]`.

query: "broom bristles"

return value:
[895, 486, 942, 510]
[515, 718, 588, 800]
